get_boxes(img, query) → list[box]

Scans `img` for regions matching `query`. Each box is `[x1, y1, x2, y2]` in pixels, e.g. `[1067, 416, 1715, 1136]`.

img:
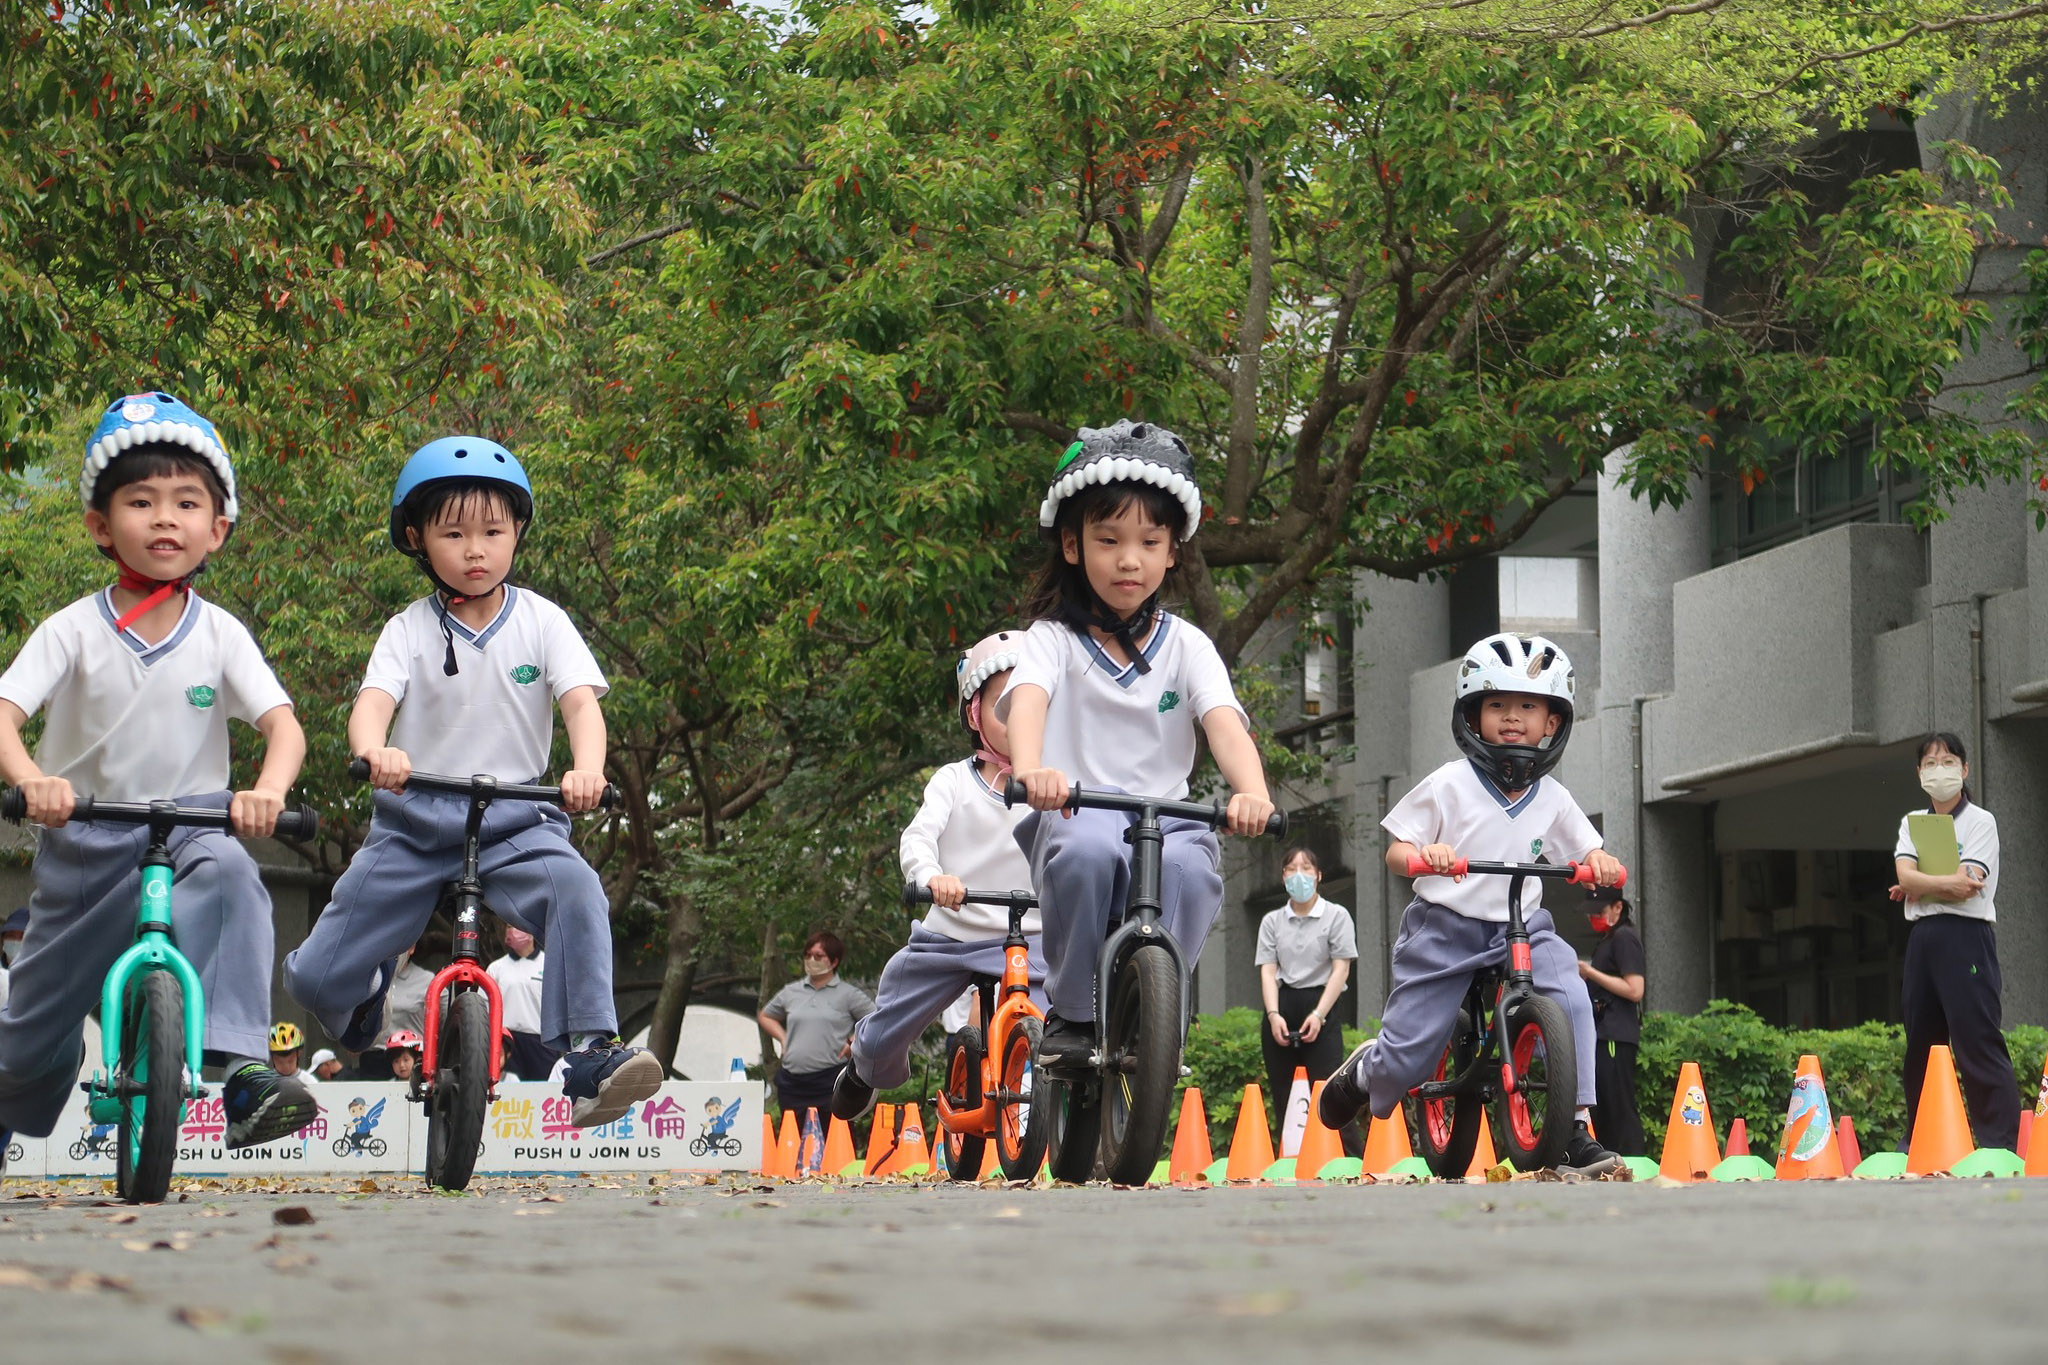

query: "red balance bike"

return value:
[348, 759, 616, 1190]
[1402, 855, 1625, 1176]
[905, 883, 1046, 1182]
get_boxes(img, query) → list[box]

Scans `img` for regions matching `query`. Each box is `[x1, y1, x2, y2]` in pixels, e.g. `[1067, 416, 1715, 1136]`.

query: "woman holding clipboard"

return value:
[1890, 732, 2020, 1150]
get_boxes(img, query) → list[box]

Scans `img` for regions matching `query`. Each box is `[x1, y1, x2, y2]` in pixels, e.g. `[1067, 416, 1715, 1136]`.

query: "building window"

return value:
[1708, 427, 1923, 563]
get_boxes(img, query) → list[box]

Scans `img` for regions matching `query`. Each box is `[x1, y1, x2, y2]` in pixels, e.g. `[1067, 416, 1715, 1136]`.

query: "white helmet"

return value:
[1452, 632, 1576, 789]
[957, 630, 1022, 732]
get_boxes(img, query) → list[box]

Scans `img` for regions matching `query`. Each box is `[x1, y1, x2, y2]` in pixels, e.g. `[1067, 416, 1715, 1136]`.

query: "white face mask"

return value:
[1920, 769, 1965, 803]
[1283, 871, 1318, 903]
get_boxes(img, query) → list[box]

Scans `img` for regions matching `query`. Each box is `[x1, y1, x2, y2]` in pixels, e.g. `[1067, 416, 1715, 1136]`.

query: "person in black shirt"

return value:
[1577, 888, 1646, 1156]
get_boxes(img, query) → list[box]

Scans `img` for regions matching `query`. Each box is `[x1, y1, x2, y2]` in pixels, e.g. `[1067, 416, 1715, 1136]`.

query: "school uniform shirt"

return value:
[1893, 797, 1998, 923]
[996, 613, 1245, 801]
[0, 591, 292, 802]
[1255, 898, 1357, 988]
[1382, 759, 1602, 922]
[360, 587, 607, 783]
[1588, 921, 1646, 1043]
[898, 760, 1041, 940]
[761, 977, 875, 1075]
[487, 948, 546, 1037]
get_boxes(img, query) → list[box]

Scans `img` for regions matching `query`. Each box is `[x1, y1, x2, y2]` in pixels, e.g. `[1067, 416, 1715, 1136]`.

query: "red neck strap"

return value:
[111, 562, 193, 633]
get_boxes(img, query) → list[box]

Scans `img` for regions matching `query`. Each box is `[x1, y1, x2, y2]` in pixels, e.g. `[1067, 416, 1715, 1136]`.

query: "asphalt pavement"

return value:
[3, 1172, 2041, 1364]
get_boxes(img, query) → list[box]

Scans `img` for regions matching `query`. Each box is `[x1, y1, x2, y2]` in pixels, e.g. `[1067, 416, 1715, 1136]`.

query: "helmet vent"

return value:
[1488, 639, 1514, 666]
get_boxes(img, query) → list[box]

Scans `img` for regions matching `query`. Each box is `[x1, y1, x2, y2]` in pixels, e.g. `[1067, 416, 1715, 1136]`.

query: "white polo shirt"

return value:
[996, 613, 1245, 801]
[898, 759, 1040, 940]
[1382, 759, 1602, 922]
[361, 587, 607, 781]
[487, 949, 546, 1036]
[0, 591, 292, 801]
[1893, 798, 1998, 923]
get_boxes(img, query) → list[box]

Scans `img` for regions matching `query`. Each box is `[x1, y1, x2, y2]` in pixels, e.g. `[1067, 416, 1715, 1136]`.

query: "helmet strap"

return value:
[965, 695, 1012, 778]
[111, 558, 203, 633]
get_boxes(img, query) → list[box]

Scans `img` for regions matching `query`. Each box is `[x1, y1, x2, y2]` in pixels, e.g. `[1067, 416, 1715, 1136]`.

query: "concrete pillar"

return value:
[1596, 451, 1713, 1011]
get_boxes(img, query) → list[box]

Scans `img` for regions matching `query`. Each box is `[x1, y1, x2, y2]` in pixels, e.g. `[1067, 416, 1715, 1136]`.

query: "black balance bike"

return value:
[1005, 781, 1286, 1185]
[1401, 855, 1624, 1175]
[347, 758, 616, 1190]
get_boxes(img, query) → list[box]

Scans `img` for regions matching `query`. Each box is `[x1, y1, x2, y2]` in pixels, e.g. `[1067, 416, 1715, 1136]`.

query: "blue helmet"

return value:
[387, 435, 533, 552]
[82, 392, 238, 526]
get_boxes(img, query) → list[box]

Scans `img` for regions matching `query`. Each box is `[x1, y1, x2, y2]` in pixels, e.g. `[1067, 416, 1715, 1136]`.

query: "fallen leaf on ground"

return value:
[174, 1306, 228, 1331]
[272, 1207, 316, 1226]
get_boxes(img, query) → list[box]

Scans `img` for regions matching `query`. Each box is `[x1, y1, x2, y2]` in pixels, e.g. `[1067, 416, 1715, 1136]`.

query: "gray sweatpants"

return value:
[849, 924, 1049, 1089]
[1017, 807, 1221, 1022]
[0, 791, 273, 1138]
[284, 789, 615, 1053]
[1358, 897, 1598, 1117]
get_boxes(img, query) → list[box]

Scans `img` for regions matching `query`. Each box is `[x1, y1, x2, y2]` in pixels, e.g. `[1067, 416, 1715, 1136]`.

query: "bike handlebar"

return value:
[0, 789, 318, 841]
[1404, 854, 1626, 888]
[1002, 780, 1287, 838]
[347, 757, 618, 811]
[902, 883, 1039, 910]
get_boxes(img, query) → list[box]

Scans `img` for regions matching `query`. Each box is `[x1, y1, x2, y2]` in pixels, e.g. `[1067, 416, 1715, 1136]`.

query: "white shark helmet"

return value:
[1451, 632, 1576, 789]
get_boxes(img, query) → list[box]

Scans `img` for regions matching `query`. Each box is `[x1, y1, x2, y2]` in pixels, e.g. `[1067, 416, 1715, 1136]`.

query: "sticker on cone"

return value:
[1775, 1056, 1844, 1180]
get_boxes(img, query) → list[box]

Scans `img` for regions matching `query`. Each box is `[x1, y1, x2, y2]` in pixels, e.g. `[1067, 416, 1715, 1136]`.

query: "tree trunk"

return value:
[755, 916, 783, 1076]
[644, 888, 702, 1076]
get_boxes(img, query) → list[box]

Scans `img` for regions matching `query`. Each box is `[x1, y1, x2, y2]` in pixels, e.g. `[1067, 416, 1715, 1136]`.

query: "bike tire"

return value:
[1407, 1008, 1482, 1179]
[1493, 993, 1577, 1172]
[996, 1016, 1048, 1182]
[368, 1137, 388, 1158]
[68, 1140, 89, 1161]
[117, 970, 184, 1205]
[1099, 945, 1180, 1187]
[424, 989, 492, 1191]
[1036, 1061, 1102, 1184]
[943, 1027, 987, 1182]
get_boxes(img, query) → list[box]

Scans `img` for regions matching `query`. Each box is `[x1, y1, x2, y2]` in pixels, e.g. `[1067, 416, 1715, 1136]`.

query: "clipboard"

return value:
[1907, 813, 1960, 876]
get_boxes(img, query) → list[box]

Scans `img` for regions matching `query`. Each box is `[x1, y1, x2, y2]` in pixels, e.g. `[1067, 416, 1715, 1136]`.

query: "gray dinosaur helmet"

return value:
[1037, 420, 1202, 540]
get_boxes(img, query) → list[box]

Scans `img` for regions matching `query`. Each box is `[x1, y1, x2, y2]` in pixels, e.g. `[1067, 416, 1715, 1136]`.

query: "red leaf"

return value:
[806, 607, 820, 628]
[1404, 390, 1416, 406]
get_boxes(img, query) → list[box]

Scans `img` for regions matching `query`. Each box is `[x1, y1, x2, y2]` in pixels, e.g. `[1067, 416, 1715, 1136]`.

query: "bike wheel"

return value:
[1407, 1008, 1482, 1179]
[1035, 1055, 1102, 1184]
[1099, 945, 1180, 1187]
[117, 970, 184, 1205]
[1493, 993, 1577, 1172]
[424, 989, 491, 1191]
[996, 1016, 1048, 1182]
[942, 1027, 987, 1182]
[368, 1137, 388, 1158]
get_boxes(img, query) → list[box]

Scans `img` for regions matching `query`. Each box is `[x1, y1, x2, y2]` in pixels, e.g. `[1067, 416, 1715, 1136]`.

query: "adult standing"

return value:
[1256, 848, 1359, 1152]
[1577, 888, 1646, 1156]
[758, 931, 874, 1116]
[1890, 732, 2020, 1150]
[488, 925, 560, 1081]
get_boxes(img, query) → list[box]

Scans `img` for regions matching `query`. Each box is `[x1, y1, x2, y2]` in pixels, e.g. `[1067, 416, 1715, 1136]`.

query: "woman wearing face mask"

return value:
[1577, 888, 1646, 1156]
[1256, 848, 1360, 1153]
[1889, 732, 2020, 1151]
[757, 931, 875, 1118]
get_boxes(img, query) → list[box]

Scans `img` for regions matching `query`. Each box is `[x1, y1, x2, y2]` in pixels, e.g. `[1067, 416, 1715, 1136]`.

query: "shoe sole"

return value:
[227, 1086, 319, 1150]
[1557, 1151, 1625, 1177]
[571, 1052, 664, 1128]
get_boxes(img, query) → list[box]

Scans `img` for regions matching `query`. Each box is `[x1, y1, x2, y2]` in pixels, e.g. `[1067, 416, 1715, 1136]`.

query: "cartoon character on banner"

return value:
[690, 1095, 742, 1157]
[68, 1121, 116, 1161]
[333, 1098, 389, 1157]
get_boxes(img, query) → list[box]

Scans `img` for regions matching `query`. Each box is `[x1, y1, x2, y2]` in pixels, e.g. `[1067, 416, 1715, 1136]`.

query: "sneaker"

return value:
[829, 1063, 875, 1122]
[337, 959, 398, 1053]
[1318, 1040, 1373, 1132]
[1036, 1013, 1094, 1067]
[1558, 1119, 1623, 1175]
[561, 1042, 663, 1128]
[224, 1064, 318, 1149]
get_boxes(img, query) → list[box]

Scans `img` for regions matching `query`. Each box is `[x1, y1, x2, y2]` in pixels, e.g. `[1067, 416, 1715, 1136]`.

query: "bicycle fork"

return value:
[90, 823, 206, 1121]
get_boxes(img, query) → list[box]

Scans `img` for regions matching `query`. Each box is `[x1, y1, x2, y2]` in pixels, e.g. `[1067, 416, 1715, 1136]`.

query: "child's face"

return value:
[1477, 692, 1560, 747]
[1061, 500, 1176, 621]
[975, 670, 1013, 755]
[85, 473, 228, 581]
[349, 1100, 367, 1116]
[408, 494, 517, 596]
[389, 1050, 416, 1080]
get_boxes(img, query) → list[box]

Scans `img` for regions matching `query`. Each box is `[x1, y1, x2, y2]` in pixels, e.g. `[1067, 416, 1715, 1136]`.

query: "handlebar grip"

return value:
[1265, 810, 1287, 839]
[0, 788, 22, 824]
[1002, 778, 1027, 808]
[274, 805, 320, 841]
[599, 784, 620, 812]
[347, 757, 371, 782]
[1567, 861, 1629, 888]
[1405, 854, 1468, 878]
[902, 883, 935, 907]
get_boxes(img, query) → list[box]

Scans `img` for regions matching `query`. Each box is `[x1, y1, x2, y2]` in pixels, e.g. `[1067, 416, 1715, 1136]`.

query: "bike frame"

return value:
[417, 780, 508, 1098]
[925, 887, 1041, 1138]
[92, 805, 210, 1120]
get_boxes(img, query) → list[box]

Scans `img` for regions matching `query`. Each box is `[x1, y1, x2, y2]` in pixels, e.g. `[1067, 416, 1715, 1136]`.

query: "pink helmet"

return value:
[383, 1030, 424, 1053]
[956, 630, 1023, 734]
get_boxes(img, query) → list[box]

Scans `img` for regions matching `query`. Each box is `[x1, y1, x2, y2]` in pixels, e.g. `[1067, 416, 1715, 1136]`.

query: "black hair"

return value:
[399, 477, 531, 542]
[802, 930, 846, 966]
[1281, 846, 1323, 874]
[1020, 479, 1185, 626]
[90, 447, 228, 517]
[1915, 731, 1972, 802]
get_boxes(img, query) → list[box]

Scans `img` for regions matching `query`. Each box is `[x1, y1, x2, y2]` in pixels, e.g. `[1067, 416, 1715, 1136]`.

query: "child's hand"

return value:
[1583, 849, 1625, 887]
[559, 769, 607, 814]
[1015, 767, 1072, 816]
[19, 774, 75, 827]
[1225, 791, 1275, 838]
[1419, 843, 1462, 878]
[928, 875, 967, 909]
[231, 787, 285, 839]
[359, 746, 412, 792]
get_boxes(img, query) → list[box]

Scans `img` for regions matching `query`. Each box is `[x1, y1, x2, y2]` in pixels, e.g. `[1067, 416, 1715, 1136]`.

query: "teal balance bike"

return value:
[1, 791, 318, 1203]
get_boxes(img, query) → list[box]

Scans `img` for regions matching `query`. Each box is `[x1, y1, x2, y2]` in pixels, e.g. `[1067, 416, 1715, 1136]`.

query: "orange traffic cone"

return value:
[1775, 1055, 1845, 1179]
[756, 1114, 778, 1176]
[822, 1115, 858, 1177]
[1224, 1085, 1276, 1182]
[1168, 1088, 1215, 1185]
[880, 1102, 932, 1177]
[1464, 1110, 1498, 1178]
[2019, 1110, 2035, 1164]
[863, 1103, 898, 1176]
[2025, 1050, 2048, 1175]
[1724, 1117, 1749, 1158]
[1295, 1082, 1344, 1181]
[1361, 1104, 1414, 1175]
[978, 1139, 1002, 1180]
[1906, 1044, 1976, 1175]
[1658, 1062, 1721, 1182]
[774, 1109, 801, 1178]
[1836, 1116, 1863, 1172]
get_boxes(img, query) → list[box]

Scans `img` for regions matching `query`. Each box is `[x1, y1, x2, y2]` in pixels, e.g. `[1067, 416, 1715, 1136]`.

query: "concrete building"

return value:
[1203, 92, 2048, 1031]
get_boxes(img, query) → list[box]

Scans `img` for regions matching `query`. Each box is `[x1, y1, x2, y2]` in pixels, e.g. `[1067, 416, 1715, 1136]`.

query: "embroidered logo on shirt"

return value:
[185, 685, 216, 709]
[509, 665, 541, 685]
[1529, 837, 1543, 860]
[1158, 690, 1181, 714]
